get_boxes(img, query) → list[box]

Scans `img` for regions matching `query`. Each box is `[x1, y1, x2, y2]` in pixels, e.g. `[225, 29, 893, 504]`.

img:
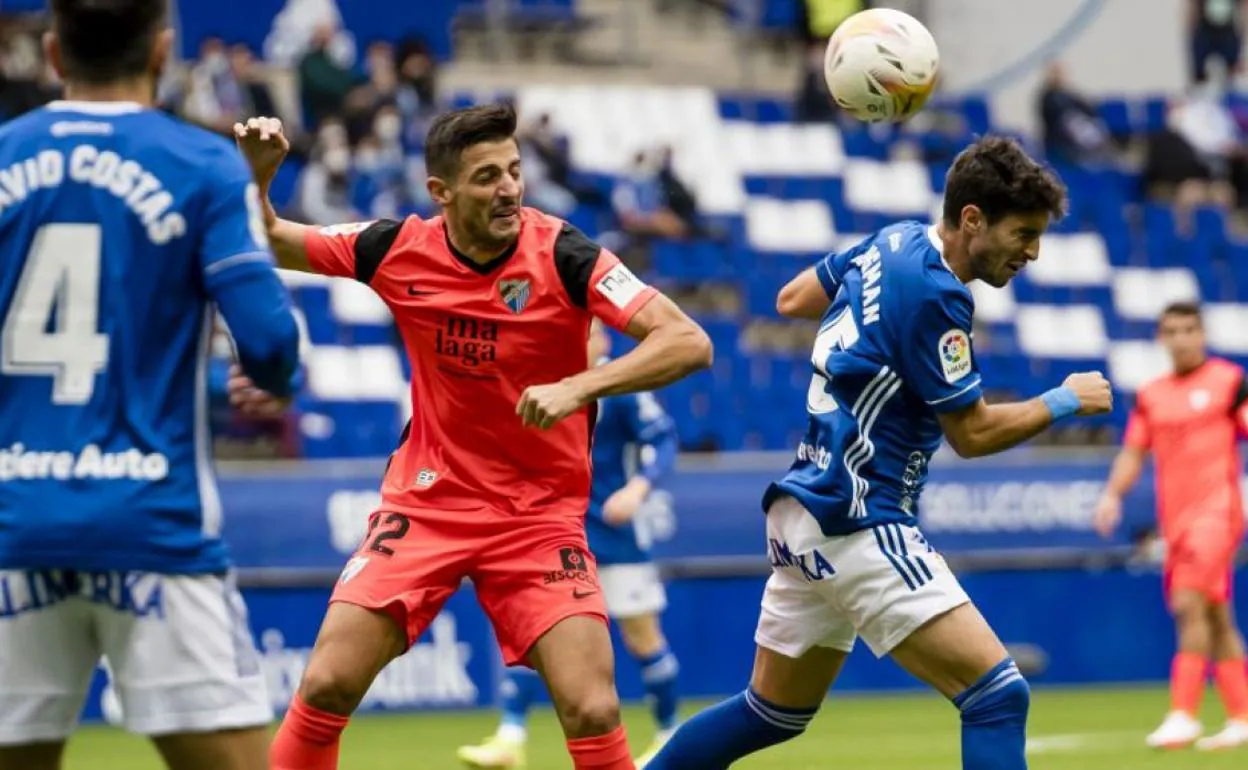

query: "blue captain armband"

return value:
[1040, 386, 1080, 421]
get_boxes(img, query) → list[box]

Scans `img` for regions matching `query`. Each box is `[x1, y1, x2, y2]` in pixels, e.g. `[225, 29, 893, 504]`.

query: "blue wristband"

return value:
[1040, 386, 1080, 421]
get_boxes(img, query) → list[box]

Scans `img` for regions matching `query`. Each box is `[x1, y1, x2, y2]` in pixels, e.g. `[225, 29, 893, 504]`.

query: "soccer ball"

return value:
[823, 8, 940, 123]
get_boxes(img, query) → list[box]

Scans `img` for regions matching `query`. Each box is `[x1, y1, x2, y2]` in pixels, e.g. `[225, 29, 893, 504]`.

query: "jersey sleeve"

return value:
[553, 223, 657, 331]
[900, 285, 983, 413]
[1124, 399, 1152, 450]
[624, 391, 679, 484]
[815, 235, 873, 298]
[303, 219, 403, 284]
[197, 149, 278, 290]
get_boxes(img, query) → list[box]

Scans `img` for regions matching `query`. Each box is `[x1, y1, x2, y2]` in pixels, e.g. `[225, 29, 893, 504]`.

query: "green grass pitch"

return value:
[64, 686, 1245, 769]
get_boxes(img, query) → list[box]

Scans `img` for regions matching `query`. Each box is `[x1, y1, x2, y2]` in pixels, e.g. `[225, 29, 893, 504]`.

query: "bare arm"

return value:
[234, 117, 315, 272]
[777, 267, 833, 319]
[1104, 445, 1146, 498]
[936, 398, 1056, 459]
[570, 294, 712, 399]
[260, 195, 316, 273]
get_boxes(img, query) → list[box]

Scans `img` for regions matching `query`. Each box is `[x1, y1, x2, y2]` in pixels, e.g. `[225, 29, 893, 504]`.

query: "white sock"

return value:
[497, 723, 527, 743]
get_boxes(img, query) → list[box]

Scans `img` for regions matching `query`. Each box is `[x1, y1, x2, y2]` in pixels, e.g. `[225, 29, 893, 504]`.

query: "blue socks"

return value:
[638, 644, 681, 731]
[642, 688, 816, 769]
[498, 667, 543, 737]
[955, 658, 1031, 769]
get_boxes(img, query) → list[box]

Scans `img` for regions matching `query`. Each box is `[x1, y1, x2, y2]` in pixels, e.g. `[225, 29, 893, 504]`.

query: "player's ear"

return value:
[960, 205, 984, 234]
[42, 31, 64, 81]
[427, 175, 452, 207]
[151, 28, 175, 78]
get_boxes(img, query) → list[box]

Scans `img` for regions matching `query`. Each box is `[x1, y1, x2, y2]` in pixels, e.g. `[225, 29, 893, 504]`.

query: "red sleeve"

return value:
[303, 219, 403, 284]
[586, 250, 658, 331]
[1124, 402, 1151, 450]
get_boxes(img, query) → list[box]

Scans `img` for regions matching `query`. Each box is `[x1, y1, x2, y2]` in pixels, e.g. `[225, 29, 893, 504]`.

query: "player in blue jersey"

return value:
[458, 319, 682, 768]
[640, 137, 1113, 770]
[0, 1, 301, 768]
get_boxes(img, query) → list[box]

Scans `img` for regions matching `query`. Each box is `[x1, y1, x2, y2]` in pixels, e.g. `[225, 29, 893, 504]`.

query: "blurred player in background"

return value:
[642, 137, 1112, 770]
[233, 105, 711, 770]
[458, 318, 682, 768]
[0, 1, 303, 769]
[1095, 301, 1248, 750]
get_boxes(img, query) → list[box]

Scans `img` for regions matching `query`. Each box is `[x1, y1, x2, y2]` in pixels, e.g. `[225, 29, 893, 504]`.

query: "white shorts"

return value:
[0, 570, 272, 744]
[755, 496, 969, 658]
[598, 562, 667, 618]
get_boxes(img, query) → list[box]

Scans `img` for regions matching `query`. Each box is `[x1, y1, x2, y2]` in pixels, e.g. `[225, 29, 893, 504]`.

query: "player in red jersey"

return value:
[232, 106, 712, 770]
[1095, 302, 1248, 751]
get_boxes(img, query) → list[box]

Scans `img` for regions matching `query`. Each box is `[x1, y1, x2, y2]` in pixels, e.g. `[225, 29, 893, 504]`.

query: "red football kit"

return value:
[304, 207, 657, 664]
[1125, 357, 1248, 602]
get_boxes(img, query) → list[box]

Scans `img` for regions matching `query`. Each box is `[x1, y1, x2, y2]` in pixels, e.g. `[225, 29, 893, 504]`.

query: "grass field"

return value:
[63, 686, 1245, 769]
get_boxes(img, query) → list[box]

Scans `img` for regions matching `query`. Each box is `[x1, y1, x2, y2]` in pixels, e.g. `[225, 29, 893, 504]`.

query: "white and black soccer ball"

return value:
[823, 8, 940, 123]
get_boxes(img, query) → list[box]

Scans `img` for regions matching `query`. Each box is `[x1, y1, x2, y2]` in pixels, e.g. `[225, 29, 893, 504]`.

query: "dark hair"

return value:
[51, 0, 167, 84]
[424, 104, 518, 180]
[942, 136, 1068, 226]
[1160, 301, 1202, 324]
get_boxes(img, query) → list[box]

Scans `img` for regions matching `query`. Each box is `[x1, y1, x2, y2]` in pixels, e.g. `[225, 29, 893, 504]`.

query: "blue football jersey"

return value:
[763, 221, 983, 535]
[0, 101, 298, 573]
[586, 381, 679, 565]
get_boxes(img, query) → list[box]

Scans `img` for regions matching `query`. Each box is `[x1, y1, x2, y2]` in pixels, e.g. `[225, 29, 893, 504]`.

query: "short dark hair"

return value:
[424, 104, 518, 180]
[1160, 301, 1202, 324]
[51, 0, 167, 84]
[942, 136, 1068, 226]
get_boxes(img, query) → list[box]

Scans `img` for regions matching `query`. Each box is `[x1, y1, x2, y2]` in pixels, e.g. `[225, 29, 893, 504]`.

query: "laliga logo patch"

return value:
[498, 278, 531, 314]
[319, 221, 375, 237]
[339, 556, 370, 584]
[1189, 389, 1211, 411]
[939, 328, 972, 383]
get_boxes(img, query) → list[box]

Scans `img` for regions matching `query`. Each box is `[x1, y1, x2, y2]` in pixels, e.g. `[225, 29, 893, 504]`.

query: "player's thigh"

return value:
[750, 644, 848, 710]
[0, 742, 65, 770]
[151, 726, 268, 770]
[889, 602, 1009, 699]
[0, 570, 98, 749]
[95, 572, 272, 739]
[473, 515, 609, 668]
[1167, 520, 1238, 608]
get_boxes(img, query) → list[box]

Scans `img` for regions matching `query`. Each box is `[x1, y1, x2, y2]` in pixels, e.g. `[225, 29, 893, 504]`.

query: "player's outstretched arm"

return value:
[234, 117, 316, 273]
[937, 372, 1113, 458]
[1094, 445, 1146, 538]
[777, 267, 833, 319]
[577, 294, 712, 399]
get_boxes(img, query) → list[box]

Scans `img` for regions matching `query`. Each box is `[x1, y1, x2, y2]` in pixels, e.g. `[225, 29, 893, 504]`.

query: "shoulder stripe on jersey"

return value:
[1233, 372, 1248, 411]
[926, 376, 982, 406]
[354, 219, 403, 285]
[203, 250, 273, 277]
[553, 223, 601, 308]
[845, 368, 903, 519]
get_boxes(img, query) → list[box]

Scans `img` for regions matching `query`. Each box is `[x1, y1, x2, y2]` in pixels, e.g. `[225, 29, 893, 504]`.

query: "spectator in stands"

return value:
[396, 36, 438, 112]
[1143, 93, 1238, 228]
[295, 120, 361, 225]
[795, 41, 838, 123]
[1189, 0, 1246, 85]
[182, 37, 244, 134]
[1037, 63, 1114, 167]
[517, 113, 579, 216]
[264, 0, 355, 69]
[612, 151, 690, 240]
[230, 44, 280, 123]
[350, 107, 423, 219]
[299, 23, 356, 130]
[0, 21, 57, 119]
[657, 145, 728, 243]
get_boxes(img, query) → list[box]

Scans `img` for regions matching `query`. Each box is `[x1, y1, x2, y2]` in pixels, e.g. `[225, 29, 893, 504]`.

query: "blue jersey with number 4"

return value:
[585, 380, 679, 566]
[763, 221, 983, 535]
[0, 101, 300, 574]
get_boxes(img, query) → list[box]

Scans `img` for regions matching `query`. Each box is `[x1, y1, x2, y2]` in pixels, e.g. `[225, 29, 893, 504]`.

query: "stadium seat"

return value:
[1016, 305, 1108, 359]
[842, 159, 932, 216]
[968, 282, 1017, 324]
[1028, 233, 1112, 287]
[744, 198, 837, 253]
[1203, 303, 1248, 356]
[1111, 268, 1200, 321]
[1108, 340, 1171, 393]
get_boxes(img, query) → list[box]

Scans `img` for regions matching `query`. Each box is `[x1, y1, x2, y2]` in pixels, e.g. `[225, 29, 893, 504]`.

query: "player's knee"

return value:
[960, 673, 1030, 726]
[558, 687, 621, 738]
[296, 661, 370, 717]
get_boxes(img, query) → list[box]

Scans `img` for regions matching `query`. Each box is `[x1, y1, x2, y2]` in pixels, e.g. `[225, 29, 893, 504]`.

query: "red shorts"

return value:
[331, 508, 607, 666]
[1164, 515, 1244, 604]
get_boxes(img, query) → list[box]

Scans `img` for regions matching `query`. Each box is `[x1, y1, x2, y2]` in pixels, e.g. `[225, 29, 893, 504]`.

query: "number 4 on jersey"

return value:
[1, 224, 109, 404]
[806, 308, 860, 414]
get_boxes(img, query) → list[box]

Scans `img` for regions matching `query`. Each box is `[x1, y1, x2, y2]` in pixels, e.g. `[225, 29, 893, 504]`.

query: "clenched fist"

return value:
[516, 379, 590, 430]
[1062, 371, 1113, 416]
[233, 116, 289, 189]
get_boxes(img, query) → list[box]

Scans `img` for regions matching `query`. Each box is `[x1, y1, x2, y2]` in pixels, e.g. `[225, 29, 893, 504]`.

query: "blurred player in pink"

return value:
[1096, 301, 1248, 751]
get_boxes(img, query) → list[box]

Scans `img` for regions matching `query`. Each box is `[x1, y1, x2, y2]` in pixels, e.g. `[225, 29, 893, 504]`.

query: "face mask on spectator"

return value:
[323, 147, 350, 175]
[356, 147, 380, 172]
[375, 113, 402, 143]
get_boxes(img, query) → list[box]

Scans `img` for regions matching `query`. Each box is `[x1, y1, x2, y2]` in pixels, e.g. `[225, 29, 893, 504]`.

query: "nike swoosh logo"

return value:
[572, 589, 598, 600]
[407, 286, 438, 296]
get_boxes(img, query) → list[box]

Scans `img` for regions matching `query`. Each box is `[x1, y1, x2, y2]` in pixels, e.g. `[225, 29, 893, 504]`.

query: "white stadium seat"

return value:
[1016, 304, 1108, 359]
[843, 159, 932, 215]
[330, 279, 392, 326]
[1203, 303, 1248, 355]
[1108, 340, 1171, 392]
[1026, 233, 1112, 287]
[745, 198, 836, 253]
[1112, 268, 1200, 321]
[307, 346, 406, 401]
[969, 281, 1017, 324]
